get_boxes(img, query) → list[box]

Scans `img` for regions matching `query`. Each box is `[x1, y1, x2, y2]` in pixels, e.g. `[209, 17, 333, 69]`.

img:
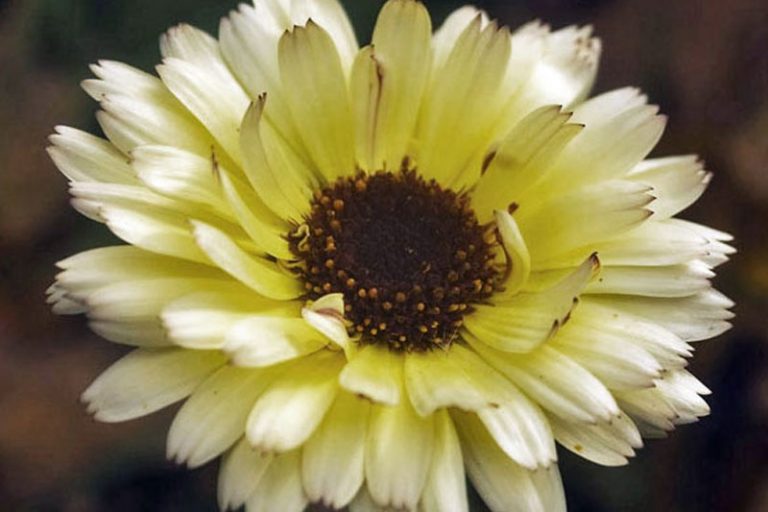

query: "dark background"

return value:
[1, 0, 766, 510]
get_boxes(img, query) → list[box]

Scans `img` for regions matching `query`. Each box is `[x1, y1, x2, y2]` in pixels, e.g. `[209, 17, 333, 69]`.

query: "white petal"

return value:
[654, 369, 711, 423]
[131, 145, 231, 214]
[192, 221, 302, 300]
[48, 126, 135, 184]
[471, 106, 582, 223]
[516, 180, 654, 263]
[470, 340, 619, 423]
[302, 391, 370, 509]
[404, 343, 558, 473]
[349, 487, 384, 512]
[464, 254, 598, 353]
[99, 203, 209, 263]
[548, 91, 666, 186]
[417, 16, 512, 188]
[586, 261, 714, 298]
[419, 410, 468, 512]
[365, 395, 435, 510]
[217, 171, 294, 260]
[245, 450, 307, 512]
[82, 348, 224, 422]
[224, 315, 327, 367]
[553, 314, 662, 391]
[351, 0, 432, 171]
[157, 24, 250, 163]
[570, 219, 717, 268]
[278, 21, 355, 181]
[516, 24, 601, 110]
[339, 343, 403, 405]
[454, 412, 566, 512]
[54, 246, 220, 300]
[84, 61, 214, 155]
[431, 7, 489, 70]
[162, 284, 295, 349]
[494, 210, 531, 294]
[550, 412, 642, 466]
[302, 293, 351, 350]
[167, 366, 277, 468]
[587, 289, 734, 342]
[239, 98, 313, 221]
[246, 351, 343, 451]
[218, 437, 273, 511]
[629, 155, 711, 218]
[85, 277, 235, 346]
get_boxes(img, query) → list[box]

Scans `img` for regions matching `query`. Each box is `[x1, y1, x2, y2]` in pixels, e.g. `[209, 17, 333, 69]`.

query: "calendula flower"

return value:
[47, 0, 734, 510]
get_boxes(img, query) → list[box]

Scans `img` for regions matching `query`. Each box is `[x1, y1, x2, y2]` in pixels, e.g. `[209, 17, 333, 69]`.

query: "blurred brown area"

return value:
[0, 0, 766, 510]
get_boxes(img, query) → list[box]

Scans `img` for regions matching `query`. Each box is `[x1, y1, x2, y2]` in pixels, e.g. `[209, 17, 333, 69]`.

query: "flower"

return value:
[47, 0, 734, 510]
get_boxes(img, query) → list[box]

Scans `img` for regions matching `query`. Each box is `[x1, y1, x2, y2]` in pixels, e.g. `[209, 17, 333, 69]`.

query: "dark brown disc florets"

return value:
[289, 169, 501, 352]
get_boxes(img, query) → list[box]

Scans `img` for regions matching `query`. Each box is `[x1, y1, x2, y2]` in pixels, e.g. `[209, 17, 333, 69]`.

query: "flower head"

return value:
[48, 1, 734, 510]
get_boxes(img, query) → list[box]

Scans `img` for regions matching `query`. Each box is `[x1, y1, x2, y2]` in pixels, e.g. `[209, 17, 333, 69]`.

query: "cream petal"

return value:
[302, 293, 350, 350]
[53, 246, 220, 296]
[339, 343, 403, 405]
[245, 450, 307, 512]
[167, 366, 277, 468]
[471, 105, 583, 223]
[259, 0, 359, 69]
[454, 412, 566, 512]
[82, 348, 225, 422]
[547, 92, 666, 187]
[365, 394, 435, 510]
[570, 219, 717, 268]
[553, 315, 662, 391]
[615, 388, 677, 435]
[419, 410, 468, 512]
[494, 210, 531, 294]
[48, 126, 135, 184]
[351, 0, 432, 171]
[470, 340, 619, 423]
[629, 155, 711, 218]
[246, 351, 343, 451]
[192, 221, 303, 300]
[302, 391, 370, 509]
[68, 180, 238, 232]
[131, 145, 232, 214]
[85, 277, 235, 346]
[516, 180, 654, 263]
[515, 24, 601, 110]
[404, 344, 498, 416]
[464, 254, 598, 353]
[83, 61, 214, 155]
[587, 289, 734, 342]
[404, 343, 556, 473]
[240, 98, 313, 221]
[218, 437, 274, 511]
[217, 171, 294, 260]
[431, 6, 489, 70]
[157, 24, 250, 163]
[162, 286, 296, 350]
[550, 412, 642, 466]
[474, 385, 557, 469]
[654, 369, 711, 424]
[224, 315, 327, 367]
[99, 203, 209, 263]
[278, 21, 355, 182]
[586, 261, 714, 298]
[417, 16, 512, 188]
[348, 487, 383, 512]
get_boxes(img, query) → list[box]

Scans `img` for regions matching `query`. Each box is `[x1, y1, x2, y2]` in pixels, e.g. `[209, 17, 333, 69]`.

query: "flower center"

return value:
[289, 169, 500, 352]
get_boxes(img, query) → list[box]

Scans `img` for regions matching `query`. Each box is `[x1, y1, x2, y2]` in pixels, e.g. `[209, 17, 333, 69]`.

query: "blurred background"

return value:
[0, 0, 766, 510]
